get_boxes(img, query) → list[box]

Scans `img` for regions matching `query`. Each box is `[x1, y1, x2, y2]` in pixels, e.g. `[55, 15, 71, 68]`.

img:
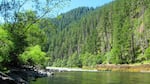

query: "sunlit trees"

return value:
[0, 0, 70, 69]
[0, 27, 14, 67]
[19, 45, 47, 65]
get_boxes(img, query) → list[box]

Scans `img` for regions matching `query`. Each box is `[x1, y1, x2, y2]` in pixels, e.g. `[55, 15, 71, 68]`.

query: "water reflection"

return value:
[31, 72, 150, 84]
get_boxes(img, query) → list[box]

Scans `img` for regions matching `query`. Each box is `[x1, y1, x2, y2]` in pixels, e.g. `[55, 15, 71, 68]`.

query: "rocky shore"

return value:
[1, 64, 149, 84]
[0, 66, 54, 84]
[46, 67, 98, 72]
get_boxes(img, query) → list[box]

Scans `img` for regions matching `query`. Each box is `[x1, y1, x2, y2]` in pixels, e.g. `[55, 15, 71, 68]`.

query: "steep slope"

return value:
[52, 7, 94, 31]
[45, 0, 150, 67]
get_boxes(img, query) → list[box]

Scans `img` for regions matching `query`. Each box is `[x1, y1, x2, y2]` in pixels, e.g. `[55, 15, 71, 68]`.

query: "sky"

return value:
[58, 0, 113, 14]
[0, 0, 113, 23]
[22, 0, 113, 17]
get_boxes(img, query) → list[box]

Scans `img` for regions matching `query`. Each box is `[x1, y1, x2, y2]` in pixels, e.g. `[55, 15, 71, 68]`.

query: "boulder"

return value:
[0, 71, 17, 84]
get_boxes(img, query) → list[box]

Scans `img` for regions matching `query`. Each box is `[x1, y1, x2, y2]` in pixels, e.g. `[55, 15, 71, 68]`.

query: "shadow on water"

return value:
[30, 72, 150, 84]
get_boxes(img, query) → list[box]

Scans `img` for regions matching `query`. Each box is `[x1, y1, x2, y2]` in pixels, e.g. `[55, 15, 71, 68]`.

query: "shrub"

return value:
[19, 45, 47, 66]
[144, 47, 150, 60]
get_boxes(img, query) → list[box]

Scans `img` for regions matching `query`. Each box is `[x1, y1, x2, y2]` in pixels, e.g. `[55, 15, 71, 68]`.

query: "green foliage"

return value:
[52, 7, 94, 30]
[1, 0, 150, 69]
[52, 59, 63, 67]
[80, 52, 98, 67]
[0, 27, 14, 64]
[67, 52, 81, 67]
[102, 52, 112, 64]
[43, 0, 150, 67]
[109, 49, 120, 64]
[0, 0, 70, 70]
[19, 45, 47, 65]
[144, 47, 150, 60]
[61, 59, 68, 67]
[26, 23, 47, 48]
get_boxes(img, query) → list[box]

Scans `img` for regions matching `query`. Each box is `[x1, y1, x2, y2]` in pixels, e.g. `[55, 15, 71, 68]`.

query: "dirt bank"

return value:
[96, 64, 150, 72]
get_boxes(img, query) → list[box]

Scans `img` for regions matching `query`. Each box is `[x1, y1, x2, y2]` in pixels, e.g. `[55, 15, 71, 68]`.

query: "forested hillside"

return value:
[52, 7, 94, 31]
[1, 0, 150, 70]
[45, 0, 150, 67]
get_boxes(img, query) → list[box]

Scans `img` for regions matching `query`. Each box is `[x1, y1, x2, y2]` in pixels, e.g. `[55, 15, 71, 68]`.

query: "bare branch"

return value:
[23, 0, 65, 33]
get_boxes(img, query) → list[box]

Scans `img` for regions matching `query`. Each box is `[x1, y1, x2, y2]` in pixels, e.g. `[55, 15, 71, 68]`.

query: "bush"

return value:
[0, 28, 14, 68]
[52, 59, 62, 67]
[80, 52, 98, 67]
[61, 59, 67, 67]
[144, 47, 150, 60]
[102, 52, 112, 64]
[19, 45, 47, 66]
[67, 52, 81, 67]
[109, 48, 121, 64]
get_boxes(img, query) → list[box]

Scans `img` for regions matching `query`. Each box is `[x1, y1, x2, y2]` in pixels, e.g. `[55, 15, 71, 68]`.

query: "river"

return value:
[30, 72, 150, 84]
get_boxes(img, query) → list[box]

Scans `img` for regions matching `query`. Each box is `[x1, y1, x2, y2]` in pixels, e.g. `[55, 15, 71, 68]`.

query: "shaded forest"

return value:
[1, 0, 150, 70]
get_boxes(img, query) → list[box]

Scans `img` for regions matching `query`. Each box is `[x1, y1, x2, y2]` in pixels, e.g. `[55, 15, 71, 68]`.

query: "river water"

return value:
[30, 72, 150, 84]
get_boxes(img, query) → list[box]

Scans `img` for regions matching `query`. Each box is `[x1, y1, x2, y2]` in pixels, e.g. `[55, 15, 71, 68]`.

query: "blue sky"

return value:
[0, 0, 113, 23]
[22, 0, 113, 17]
[59, 0, 113, 14]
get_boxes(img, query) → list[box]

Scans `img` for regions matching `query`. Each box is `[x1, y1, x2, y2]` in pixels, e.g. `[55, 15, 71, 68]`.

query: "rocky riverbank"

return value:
[46, 64, 150, 73]
[0, 66, 54, 84]
[96, 64, 150, 72]
[46, 67, 98, 72]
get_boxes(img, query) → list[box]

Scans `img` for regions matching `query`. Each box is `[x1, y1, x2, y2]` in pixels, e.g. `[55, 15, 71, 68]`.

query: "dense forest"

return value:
[46, 0, 150, 67]
[0, 0, 150, 71]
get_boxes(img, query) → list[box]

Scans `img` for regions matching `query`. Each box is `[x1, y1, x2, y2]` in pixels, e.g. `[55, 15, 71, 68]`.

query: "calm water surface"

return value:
[30, 72, 150, 84]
